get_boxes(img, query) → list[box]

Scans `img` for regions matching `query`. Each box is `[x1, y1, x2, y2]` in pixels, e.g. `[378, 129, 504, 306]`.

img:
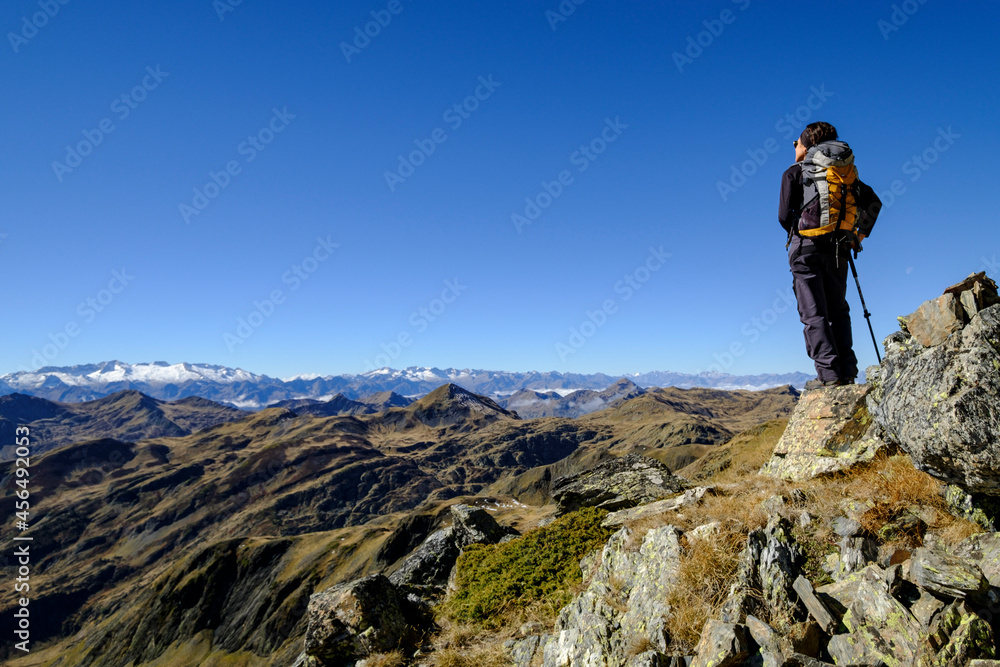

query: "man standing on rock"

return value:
[779, 121, 880, 390]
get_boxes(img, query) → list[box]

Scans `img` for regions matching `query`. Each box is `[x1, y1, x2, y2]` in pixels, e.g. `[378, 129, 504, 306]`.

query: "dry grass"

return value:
[425, 621, 514, 667]
[625, 635, 656, 659]
[362, 651, 407, 667]
[803, 453, 984, 550]
[663, 527, 746, 652]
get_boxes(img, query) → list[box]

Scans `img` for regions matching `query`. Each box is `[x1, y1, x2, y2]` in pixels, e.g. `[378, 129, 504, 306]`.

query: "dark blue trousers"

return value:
[788, 236, 858, 383]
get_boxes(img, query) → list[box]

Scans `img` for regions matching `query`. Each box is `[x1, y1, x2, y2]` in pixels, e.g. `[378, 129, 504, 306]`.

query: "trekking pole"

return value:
[847, 254, 881, 363]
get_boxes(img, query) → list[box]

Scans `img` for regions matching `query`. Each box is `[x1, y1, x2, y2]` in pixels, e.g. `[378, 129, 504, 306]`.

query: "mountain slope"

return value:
[0, 382, 798, 666]
[0, 390, 246, 460]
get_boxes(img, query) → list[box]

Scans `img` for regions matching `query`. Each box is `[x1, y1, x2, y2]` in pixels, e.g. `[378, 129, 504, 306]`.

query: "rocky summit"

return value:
[3, 273, 1000, 667]
[868, 272, 1000, 495]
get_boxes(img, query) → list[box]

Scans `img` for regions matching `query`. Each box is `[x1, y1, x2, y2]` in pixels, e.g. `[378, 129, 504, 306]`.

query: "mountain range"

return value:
[0, 360, 813, 408]
[0, 380, 798, 666]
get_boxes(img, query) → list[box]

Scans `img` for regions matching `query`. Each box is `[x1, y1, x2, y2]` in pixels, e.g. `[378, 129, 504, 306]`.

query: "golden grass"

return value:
[803, 453, 984, 550]
[425, 622, 514, 667]
[663, 527, 746, 652]
[363, 651, 407, 667]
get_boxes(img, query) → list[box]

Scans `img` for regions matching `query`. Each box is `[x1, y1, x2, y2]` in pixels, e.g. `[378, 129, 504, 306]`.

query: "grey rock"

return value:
[389, 504, 518, 587]
[689, 620, 749, 667]
[626, 650, 671, 667]
[831, 516, 862, 538]
[745, 615, 783, 667]
[911, 589, 946, 630]
[784, 655, 835, 667]
[839, 536, 879, 577]
[815, 563, 886, 619]
[867, 302, 1000, 496]
[956, 532, 1000, 587]
[945, 485, 996, 531]
[552, 453, 687, 515]
[826, 575, 921, 667]
[601, 486, 713, 527]
[907, 546, 989, 599]
[792, 576, 836, 635]
[303, 574, 432, 663]
[541, 524, 683, 666]
[720, 516, 803, 624]
[915, 600, 996, 666]
[760, 384, 886, 482]
[505, 635, 545, 667]
[686, 521, 722, 542]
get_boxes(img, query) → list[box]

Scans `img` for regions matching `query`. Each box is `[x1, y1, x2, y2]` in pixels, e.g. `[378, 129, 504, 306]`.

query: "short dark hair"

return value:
[799, 122, 838, 149]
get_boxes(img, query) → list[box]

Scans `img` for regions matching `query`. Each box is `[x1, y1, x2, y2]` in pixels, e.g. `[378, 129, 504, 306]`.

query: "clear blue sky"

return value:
[2, 1, 998, 379]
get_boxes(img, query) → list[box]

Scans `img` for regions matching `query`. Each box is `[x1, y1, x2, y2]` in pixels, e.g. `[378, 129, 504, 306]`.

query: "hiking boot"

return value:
[804, 378, 840, 391]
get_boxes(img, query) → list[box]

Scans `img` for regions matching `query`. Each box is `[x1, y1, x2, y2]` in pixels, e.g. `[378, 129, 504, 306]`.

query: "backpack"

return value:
[798, 140, 863, 238]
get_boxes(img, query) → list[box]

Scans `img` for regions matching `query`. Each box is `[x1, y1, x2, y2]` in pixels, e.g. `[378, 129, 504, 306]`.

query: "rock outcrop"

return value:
[759, 384, 886, 482]
[301, 574, 433, 665]
[388, 504, 519, 588]
[868, 272, 1000, 495]
[505, 524, 683, 667]
[551, 453, 687, 515]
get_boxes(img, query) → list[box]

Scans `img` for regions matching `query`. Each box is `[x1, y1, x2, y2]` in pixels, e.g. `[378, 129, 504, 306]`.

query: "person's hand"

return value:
[858, 232, 867, 243]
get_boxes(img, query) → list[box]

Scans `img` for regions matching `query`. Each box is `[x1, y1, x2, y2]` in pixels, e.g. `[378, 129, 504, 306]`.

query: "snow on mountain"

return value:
[0, 361, 814, 409]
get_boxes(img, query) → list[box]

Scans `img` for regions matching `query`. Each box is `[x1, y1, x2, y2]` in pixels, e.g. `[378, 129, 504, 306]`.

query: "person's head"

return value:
[794, 121, 838, 160]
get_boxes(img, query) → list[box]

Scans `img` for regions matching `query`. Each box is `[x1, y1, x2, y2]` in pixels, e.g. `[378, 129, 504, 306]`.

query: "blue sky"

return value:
[2, 1, 998, 379]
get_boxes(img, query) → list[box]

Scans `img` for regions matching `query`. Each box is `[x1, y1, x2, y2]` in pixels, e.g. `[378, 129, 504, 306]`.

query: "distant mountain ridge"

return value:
[0, 360, 813, 408]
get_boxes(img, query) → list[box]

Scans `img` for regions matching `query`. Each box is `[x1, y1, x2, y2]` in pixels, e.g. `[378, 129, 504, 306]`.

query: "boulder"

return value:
[302, 574, 432, 664]
[907, 546, 989, 600]
[760, 384, 886, 482]
[826, 575, 922, 667]
[902, 272, 1000, 347]
[915, 601, 996, 666]
[955, 532, 1000, 587]
[551, 453, 687, 515]
[689, 620, 749, 667]
[388, 504, 518, 588]
[906, 292, 967, 347]
[867, 288, 1000, 495]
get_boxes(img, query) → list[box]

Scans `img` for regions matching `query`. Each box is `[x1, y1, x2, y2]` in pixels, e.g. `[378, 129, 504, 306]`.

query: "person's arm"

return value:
[778, 164, 801, 233]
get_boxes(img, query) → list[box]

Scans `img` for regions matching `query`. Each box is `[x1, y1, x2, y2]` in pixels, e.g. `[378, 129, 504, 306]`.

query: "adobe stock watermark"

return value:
[214, 0, 245, 22]
[704, 286, 797, 374]
[512, 116, 628, 234]
[341, 0, 408, 63]
[878, 0, 929, 40]
[672, 0, 751, 74]
[363, 278, 467, 371]
[875, 126, 959, 211]
[982, 255, 998, 277]
[384, 75, 501, 192]
[20, 268, 135, 371]
[7, 0, 71, 54]
[546, 0, 587, 31]
[717, 84, 833, 202]
[51, 66, 170, 182]
[555, 246, 670, 362]
[223, 235, 339, 352]
[179, 107, 296, 224]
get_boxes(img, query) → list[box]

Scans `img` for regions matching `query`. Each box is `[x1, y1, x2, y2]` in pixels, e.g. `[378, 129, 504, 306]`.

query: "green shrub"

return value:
[443, 507, 614, 628]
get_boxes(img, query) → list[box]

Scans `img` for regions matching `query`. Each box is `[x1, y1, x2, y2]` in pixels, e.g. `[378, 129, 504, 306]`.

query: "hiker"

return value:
[779, 121, 881, 389]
